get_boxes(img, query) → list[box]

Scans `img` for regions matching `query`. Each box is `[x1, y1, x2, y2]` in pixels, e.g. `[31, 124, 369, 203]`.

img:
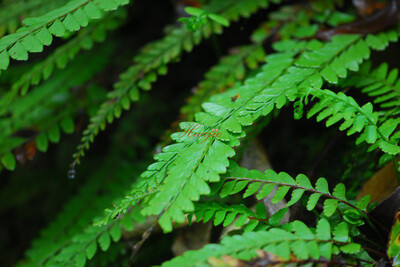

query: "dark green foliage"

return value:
[2, 0, 400, 266]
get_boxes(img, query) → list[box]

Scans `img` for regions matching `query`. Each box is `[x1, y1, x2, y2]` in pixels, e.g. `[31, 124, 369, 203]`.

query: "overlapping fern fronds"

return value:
[72, 0, 275, 167]
[4, 0, 400, 266]
[162, 219, 370, 267]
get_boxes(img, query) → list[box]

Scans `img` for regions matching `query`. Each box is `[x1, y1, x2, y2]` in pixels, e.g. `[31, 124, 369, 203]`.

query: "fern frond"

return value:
[301, 87, 400, 182]
[304, 88, 400, 154]
[0, 0, 129, 74]
[0, 11, 125, 117]
[222, 161, 371, 220]
[192, 202, 269, 230]
[0, 0, 68, 37]
[344, 62, 400, 119]
[72, 0, 274, 167]
[135, 28, 399, 232]
[162, 219, 368, 267]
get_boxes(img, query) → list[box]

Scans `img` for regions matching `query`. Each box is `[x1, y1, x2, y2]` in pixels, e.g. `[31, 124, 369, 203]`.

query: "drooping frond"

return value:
[343, 61, 400, 120]
[161, 219, 369, 267]
[299, 87, 400, 182]
[221, 161, 371, 220]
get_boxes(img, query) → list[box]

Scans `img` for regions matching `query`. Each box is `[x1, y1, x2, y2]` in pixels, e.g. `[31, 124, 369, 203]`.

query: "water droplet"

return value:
[68, 168, 76, 179]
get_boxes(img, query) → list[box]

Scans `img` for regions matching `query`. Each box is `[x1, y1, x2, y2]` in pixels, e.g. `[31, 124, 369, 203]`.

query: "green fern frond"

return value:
[161, 219, 368, 267]
[0, 11, 125, 117]
[134, 27, 400, 233]
[300, 87, 400, 182]
[0, 0, 129, 74]
[192, 202, 270, 230]
[0, 0, 68, 37]
[303, 88, 400, 155]
[222, 161, 371, 220]
[71, 0, 274, 167]
[344, 61, 400, 120]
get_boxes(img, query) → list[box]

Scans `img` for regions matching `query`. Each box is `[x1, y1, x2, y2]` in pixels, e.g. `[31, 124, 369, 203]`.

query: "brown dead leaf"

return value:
[357, 160, 398, 203]
[353, 0, 388, 16]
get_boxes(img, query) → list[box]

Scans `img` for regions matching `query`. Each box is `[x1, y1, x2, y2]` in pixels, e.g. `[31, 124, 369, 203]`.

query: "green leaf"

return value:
[379, 140, 400, 155]
[48, 125, 61, 143]
[21, 34, 43, 53]
[85, 241, 97, 260]
[307, 193, 322, 210]
[340, 243, 361, 254]
[35, 27, 53, 46]
[332, 183, 346, 200]
[269, 208, 288, 226]
[74, 251, 86, 267]
[271, 186, 290, 204]
[0, 50, 10, 69]
[320, 65, 338, 84]
[333, 222, 349, 242]
[286, 189, 305, 206]
[73, 8, 90, 27]
[49, 20, 66, 37]
[185, 7, 205, 16]
[83, 2, 103, 19]
[365, 125, 377, 144]
[61, 117, 75, 134]
[323, 199, 338, 217]
[356, 195, 371, 211]
[316, 218, 331, 240]
[35, 133, 49, 152]
[63, 13, 81, 32]
[315, 178, 329, 194]
[222, 116, 242, 133]
[109, 224, 122, 242]
[207, 13, 230, 27]
[98, 231, 111, 251]
[1, 152, 16, 170]
[309, 72, 323, 88]
[8, 41, 28, 60]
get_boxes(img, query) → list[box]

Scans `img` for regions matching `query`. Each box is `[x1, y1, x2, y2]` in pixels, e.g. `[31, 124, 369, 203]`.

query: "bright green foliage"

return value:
[344, 62, 400, 119]
[3, 0, 400, 266]
[222, 161, 370, 218]
[191, 202, 271, 231]
[134, 27, 399, 234]
[72, 0, 274, 166]
[303, 88, 400, 154]
[0, 11, 125, 117]
[0, 0, 68, 37]
[0, 0, 129, 74]
[162, 219, 365, 267]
